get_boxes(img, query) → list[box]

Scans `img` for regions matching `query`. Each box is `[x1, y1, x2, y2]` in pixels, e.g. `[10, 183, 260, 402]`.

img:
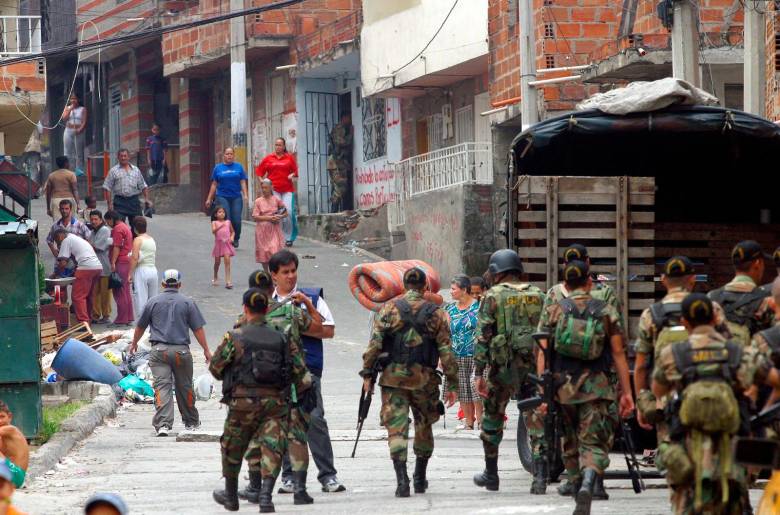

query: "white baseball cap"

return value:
[162, 269, 181, 286]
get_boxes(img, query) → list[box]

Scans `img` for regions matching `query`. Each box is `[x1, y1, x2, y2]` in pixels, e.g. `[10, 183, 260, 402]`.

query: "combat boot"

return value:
[413, 457, 429, 493]
[573, 468, 597, 515]
[293, 471, 314, 505]
[259, 476, 276, 513]
[393, 459, 410, 497]
[592, 475, 608, 500]
[212, 476, 239, 511]
[530, 459, 547, 495]
[238, 470, 262, 503]
[473, 457, 499, 491]
[557, 478, 580, 497]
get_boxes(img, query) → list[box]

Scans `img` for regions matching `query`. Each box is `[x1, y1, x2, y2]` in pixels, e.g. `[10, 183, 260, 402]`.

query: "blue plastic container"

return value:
[52, 338, 123, 385]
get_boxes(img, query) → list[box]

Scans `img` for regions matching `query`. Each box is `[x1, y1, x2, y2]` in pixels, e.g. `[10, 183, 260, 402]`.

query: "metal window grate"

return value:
[362, 97, 386, 161]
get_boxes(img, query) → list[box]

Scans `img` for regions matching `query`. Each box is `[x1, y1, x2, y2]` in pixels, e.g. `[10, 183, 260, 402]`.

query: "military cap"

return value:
[663, 256, 695, 277]
[563, 260, 589, 283]
[731, 240, 768, 266]
[248, 269, 273, 290]
[563, 244, 589, 264]
[403, 267, 427, 287]
[773, 247, 780, 267]
[243, 287, 269, 311]
[681, 293, 714, 324]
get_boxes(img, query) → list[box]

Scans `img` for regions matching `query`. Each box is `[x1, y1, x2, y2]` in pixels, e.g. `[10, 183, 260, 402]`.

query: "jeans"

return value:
[148, 161, 166, 185]
[282, 374, 338, 484]
[215, 195, 243, 245]
[273, 191, 297, 243]
[63, 128, 85, 171]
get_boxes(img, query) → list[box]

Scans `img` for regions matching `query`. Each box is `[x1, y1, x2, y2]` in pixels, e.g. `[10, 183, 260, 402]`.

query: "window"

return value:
[427, 113, 444, 151]
[545, 55, 556, 69]
[455, 105, 474, 144]
[362, 97, 386, 161]
[544, 23, 554, 39]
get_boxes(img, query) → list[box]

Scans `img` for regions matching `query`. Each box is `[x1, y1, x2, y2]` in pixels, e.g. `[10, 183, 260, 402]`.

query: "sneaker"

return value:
[277, 478, 294, 494]
[455, 423, 474, 431]
[321, 477, 346, 493]
[156, 426, 170, 437]
[183, 423, 202, 433]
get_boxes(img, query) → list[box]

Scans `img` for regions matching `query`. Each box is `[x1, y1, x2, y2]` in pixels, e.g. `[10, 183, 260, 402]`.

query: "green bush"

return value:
[40, 402, 87, 444]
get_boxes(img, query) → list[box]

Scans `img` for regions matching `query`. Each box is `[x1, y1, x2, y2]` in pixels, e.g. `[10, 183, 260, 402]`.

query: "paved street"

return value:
[13, 202, 761, 514]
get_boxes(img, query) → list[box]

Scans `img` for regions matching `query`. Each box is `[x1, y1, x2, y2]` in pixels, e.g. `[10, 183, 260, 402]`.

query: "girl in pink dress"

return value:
[252, 179, 287, 272]
[211, 206, 235, 288]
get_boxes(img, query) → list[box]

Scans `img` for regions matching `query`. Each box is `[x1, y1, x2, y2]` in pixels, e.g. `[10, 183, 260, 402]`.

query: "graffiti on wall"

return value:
[354, 98, 401, 210]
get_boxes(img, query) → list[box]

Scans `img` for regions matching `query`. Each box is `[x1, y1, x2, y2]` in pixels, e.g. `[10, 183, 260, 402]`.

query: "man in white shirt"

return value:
[53, 229, 103, 324]
[268, 250, 346, 494]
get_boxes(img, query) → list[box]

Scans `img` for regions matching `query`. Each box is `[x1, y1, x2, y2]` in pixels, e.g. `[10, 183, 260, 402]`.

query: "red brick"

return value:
[15, 77, 45, 91]
[581, 22, 612, 38]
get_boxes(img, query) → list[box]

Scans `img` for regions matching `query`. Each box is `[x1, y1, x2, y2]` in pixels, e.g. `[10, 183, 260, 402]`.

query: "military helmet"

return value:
[488, 249, 523, 275]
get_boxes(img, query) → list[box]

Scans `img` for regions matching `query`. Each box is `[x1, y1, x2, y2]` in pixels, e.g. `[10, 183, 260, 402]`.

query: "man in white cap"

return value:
[129, 269, 211, 436]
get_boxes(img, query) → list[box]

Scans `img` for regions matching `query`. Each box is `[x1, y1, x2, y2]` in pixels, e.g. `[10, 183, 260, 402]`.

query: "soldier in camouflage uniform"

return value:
[471, 249, 546, 493]
[361, 267, 459, 497]
[539, 261, 634, 515]
[708, 241, 775, 347]
[327, 112, 353, 212]
[237, 271, 320, 506]
[652, 293, 780, 515]
[540, 244, 622, 499]
[210, 288, 310, 513]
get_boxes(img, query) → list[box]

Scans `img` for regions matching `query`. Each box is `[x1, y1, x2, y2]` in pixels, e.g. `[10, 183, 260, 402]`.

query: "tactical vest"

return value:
[299, 287, 325, 376]
[490, 283, 543, 366]
[649, 301, 688, 365]
[383, 299, 439, 369]
[223, 323, 291, 398]
[670, 339, 742, 435]
[708, 286, 770, 342]
[758, 325, 780, 369]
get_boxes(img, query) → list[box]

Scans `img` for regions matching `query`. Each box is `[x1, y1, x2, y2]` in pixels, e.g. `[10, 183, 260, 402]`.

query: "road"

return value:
[14, 200, 762, 514]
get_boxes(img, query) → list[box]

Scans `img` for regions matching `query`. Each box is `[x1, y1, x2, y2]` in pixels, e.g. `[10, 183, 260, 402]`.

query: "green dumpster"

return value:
[0, 220, 41, 438]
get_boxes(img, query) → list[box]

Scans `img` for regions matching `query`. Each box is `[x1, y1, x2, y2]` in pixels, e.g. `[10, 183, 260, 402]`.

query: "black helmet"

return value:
[488, 249, 523, 275]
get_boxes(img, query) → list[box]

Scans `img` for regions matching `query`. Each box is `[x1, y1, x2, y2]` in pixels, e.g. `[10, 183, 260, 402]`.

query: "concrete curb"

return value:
[25, 392, 118, 483]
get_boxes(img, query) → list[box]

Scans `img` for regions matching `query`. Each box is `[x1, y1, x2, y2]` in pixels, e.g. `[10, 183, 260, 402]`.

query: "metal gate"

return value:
[304, 91, 339, 214]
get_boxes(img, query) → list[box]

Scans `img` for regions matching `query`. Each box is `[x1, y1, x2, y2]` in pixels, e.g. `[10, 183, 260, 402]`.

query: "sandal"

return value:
[211, 279, 218, 286]
[225, 283, 233, 289]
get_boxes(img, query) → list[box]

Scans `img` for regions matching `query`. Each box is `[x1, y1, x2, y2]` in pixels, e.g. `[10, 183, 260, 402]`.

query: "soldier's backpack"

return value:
[553, 297, 608, 361]
[671, 339, 742, 434]
[491, 283, 544, 365]
[649, 301, 688, 365]
[708, 287, 770, 345]
[387, 299, 439, 368]
[758, 325, 780, 369]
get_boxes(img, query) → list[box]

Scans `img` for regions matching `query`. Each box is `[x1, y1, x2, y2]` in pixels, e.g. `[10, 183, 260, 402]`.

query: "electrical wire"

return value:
[391, 0, 460, 75]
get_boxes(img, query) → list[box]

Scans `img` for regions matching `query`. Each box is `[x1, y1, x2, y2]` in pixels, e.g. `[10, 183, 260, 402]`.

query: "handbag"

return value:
[108, 271, 123, 289]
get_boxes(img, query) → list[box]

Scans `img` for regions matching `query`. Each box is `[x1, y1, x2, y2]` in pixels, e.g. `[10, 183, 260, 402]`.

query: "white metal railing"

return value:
[0, 16, 41, 56]
[386, 142, 493, 227]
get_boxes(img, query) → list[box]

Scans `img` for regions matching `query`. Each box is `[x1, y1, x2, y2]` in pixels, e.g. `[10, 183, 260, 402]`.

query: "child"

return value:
[469, 276, 488, 303]
[80, 196, 97, 226]
[211, 206, 235, 289]
[145, 123, 168, 185]
[0, 402, 28, 490]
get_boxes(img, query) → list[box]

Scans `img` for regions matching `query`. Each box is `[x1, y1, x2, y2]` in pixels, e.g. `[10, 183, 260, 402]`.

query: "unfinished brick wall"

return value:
[0, 62, 45, 95]
[766, 2, 780, 121]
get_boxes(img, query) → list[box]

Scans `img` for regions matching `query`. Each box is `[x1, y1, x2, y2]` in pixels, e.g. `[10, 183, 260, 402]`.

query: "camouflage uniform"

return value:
[474, 281, 545, 460]
[540, 280, 621, 475]
[543, 289, 623, 480]
[243, 303, 314, 475]
[653, 325, 770, 515]
[327, 122, 352, 212]
[209, 318, 309, 479]
[362, 290, 459, 462]
[709, 275, 775, 339]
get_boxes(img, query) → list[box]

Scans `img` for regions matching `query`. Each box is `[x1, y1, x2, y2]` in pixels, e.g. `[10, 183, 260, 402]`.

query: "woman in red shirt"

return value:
[104, 210, 134, 325]
[255, 138, 298, 246]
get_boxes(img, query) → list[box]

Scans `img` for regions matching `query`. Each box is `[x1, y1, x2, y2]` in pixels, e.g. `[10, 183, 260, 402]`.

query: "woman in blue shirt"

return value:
[205, 148, 248, 247]
[444, 275, 482, 430]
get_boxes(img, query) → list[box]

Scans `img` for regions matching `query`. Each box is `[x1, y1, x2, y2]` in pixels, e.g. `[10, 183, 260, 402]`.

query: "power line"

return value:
[0, 0, 306, 67]
[391, 0, 460, 75]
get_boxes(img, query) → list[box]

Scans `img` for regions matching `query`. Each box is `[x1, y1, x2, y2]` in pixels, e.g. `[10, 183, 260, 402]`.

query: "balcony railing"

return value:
[0, 16, 41, 56]
[387, 142, 493, 227]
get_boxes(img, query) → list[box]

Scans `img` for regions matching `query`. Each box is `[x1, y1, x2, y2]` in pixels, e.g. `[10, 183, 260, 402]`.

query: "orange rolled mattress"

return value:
[349, 260, 441, 311]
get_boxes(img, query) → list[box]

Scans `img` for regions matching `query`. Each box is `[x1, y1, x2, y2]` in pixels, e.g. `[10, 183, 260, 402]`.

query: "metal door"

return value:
[108, 84, 121, 165]
[304, 91, 339, 214]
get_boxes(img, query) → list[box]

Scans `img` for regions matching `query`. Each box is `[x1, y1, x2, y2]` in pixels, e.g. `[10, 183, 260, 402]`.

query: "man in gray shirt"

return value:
[129, 269, 211, 436]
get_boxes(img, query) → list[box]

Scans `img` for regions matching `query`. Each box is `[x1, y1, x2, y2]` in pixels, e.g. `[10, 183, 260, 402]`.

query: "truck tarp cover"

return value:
[511, 79, 780, 176]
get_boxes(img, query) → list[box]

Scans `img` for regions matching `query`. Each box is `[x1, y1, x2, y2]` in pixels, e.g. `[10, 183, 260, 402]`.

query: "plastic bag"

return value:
[135, 363, 153, 382]
[194, 374, 214, 401]
[118, 374, 154, 398]
[108, 272, 123, 290]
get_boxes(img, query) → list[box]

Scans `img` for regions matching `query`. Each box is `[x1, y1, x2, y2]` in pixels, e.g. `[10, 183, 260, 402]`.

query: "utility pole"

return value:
[230, 0, 249, 185]
[670, 0, 700, 87]
[743, 1, 765, 115]
[519, 0, 538, 129]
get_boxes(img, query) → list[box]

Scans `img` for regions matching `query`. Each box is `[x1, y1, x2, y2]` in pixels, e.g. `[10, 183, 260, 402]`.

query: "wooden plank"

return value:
[516, 246, 656, 259]
[517, 229, 548, 239]
[516, 211, 655, 225]
[524, 176, 655, 195]
[554, 228, 655, 240]
[616, 177, 630, 327]
[516, 193, 654, 206]
[629, 298, 655, 311]
[546, 177, 559, 290]
[516, 211, 547, 222]
[629, 282, 656, 293]
[523, 262, 548, 274]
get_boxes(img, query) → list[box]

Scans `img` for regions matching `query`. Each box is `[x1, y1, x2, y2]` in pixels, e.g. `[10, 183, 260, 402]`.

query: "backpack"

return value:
[386, 299, 439, 368]
[649, 301, 689, 365]
[553, 297, 608, 361]
[671, 339, 742, 434]
[708, 287, 770, 345]
[490, 283, 544, 365]
[758, 325, 780, 369]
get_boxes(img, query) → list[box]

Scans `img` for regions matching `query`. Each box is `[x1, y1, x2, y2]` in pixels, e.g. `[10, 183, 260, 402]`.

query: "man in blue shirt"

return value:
[205, 147, 248, 248]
